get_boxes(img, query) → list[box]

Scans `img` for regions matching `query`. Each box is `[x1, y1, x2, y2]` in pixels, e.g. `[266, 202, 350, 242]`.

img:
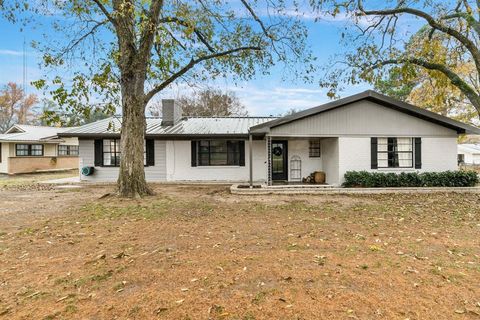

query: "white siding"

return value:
[78, 139, 266, 183]
[337, 137, 458, 184]
[166, 140, 267, 182]
[0, 142, 10, 173]
[270, 100, 458, 137]
[60, 137, 79, 146]
[44, 144, 57, 156]
[78, 139, 167, 182]
[458, 149, 480, 165]
[459, 151, 473, 164]
[474, 154, 480, 164]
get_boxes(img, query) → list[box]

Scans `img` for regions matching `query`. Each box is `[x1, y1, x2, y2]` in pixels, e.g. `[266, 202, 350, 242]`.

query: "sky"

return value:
[0, 2, 423, 116]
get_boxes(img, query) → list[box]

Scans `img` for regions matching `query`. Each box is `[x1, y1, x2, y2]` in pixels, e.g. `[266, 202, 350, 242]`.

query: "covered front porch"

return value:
[248, 135, 340, 186]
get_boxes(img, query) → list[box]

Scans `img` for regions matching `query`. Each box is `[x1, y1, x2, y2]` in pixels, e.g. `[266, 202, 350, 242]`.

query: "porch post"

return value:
[249, 132, 253, 188]
[266, 136, 272, 186]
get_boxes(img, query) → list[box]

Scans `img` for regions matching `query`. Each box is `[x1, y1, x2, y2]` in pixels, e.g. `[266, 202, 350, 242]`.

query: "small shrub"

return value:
[343, 170, 478, 188]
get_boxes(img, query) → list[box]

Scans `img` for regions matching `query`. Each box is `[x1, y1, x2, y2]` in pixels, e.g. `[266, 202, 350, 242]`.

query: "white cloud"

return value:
[148, 79, 373, 117]
[0, 49, 25, 56]
[0, 49, 37, 57]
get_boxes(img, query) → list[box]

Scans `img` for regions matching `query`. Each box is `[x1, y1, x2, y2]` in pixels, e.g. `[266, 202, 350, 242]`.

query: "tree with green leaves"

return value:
[38, 99, 113, 127]
[314, 0, 480, 122]
[373, 66, 416, 102]
[9, 0, 314, 197]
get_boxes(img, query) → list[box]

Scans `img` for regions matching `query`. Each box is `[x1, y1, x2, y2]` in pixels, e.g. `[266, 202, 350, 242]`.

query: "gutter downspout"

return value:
[249, 131, 253, 188]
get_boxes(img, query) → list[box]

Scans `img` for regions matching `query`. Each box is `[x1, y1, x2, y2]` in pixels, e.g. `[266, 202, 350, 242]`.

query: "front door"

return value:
[271, 140, 288, 181]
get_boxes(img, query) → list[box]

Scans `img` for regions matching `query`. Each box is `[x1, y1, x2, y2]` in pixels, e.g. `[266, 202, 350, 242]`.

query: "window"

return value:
[196, 140, 241, 166]
[458, 154, 465, 165]
[16, 144, 44, 156]
[103, 139, 121, 166]
[58, 145, 79, 156]
[377, 137, 413, 168]
[309, 140, 321, 157]
[102, 139, 147, 166]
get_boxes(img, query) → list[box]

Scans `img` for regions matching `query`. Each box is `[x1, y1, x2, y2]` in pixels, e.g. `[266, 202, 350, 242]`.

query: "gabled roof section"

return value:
[59, 116, 277, 138]
[0, 124, 71, 142]
[250, 90, 480, 135]
[5, 124, 27, 134]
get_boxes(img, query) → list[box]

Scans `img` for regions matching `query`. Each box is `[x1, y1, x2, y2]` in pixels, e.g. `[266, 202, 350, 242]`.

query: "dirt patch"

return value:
[0, 184, 479, 319]
[0, 170, 78, 190]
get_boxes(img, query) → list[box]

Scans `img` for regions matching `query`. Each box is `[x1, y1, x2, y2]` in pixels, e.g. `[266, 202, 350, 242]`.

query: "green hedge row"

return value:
[343, 170, 479, 188]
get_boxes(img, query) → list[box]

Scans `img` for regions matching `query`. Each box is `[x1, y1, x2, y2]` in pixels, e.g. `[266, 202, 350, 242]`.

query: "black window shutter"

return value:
[0, 142, 2, 163]
[371, 137, 378, 169]
[146, 139, 155, 166]
[191, 141, 197, 167]
[94, 139, 103, 166]
[239, 140, 245, 166]
[414, 137, 422, 169]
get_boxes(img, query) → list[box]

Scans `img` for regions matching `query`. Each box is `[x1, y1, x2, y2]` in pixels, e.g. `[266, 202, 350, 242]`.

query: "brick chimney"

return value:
[161, 99, 182, 126]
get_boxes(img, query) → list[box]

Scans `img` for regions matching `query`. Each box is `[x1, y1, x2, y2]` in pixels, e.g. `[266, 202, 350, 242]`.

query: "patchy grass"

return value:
[0, 184, 479, 319]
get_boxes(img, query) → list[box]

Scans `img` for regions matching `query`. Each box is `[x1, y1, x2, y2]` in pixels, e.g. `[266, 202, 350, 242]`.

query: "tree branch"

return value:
[144, 46, 261, 103]
[357, 0, 480, 70]
[441, 12, 480, 36]
[376, 57, 480, 113]
[139, 0, 164, 60]
[239, 0, 282, 58]
[159, 17, 215, 53]
[60, 20, 108, 56]
[240, 0, 271, 38]
[91, 0, 116, 26]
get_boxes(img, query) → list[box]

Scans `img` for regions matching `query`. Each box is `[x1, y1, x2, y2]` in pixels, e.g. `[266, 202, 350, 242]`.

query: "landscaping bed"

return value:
[343, 170, 479, 188]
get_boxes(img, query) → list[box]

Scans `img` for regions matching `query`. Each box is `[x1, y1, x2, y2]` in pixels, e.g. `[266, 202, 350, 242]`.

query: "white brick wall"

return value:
[287, 140, 322, 181]
[167, 140, 267, 182]
[321, 138, 339, 185]
[79, 139, 167, 182]
[337, 137, 458, 184]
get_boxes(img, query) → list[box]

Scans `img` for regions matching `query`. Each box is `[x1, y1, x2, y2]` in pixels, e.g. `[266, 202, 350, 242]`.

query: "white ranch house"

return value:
[58, 90, 480, 186]
[458, 144, 480, 165]
[0, 124, 79, 175]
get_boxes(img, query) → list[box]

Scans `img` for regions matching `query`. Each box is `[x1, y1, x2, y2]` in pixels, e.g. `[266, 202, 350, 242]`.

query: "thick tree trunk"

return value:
[117, 73, 153, 198]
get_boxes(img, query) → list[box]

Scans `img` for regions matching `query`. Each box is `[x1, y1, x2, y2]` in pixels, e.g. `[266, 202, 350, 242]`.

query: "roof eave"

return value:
[0, 139, 62, 143]
[59, 133, 258, 139]
[58, 132, 121, 138]
[250, 90, 480, 135]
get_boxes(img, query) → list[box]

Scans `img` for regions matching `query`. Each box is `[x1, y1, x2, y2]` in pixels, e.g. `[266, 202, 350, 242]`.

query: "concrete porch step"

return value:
[268, 184, 336, 189]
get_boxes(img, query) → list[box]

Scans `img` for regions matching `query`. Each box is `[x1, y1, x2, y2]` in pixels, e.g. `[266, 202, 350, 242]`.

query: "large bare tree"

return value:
[314, 0, 480, 121]
[10, 0, 315, 197]
[149, 88, 248, 117]
[0, 83, 38, 133]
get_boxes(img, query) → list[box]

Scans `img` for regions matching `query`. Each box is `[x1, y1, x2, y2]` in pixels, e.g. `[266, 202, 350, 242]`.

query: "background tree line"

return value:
[0, 82, 113, 132]
[0, 82, 248, 133]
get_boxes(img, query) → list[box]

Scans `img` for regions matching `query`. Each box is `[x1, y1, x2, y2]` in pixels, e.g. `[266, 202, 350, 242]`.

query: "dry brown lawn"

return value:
[0, 183, 479, 319]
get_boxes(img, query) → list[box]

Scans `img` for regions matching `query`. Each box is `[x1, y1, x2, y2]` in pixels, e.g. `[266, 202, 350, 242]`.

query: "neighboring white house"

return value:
[0, 124, 79, 174]
[458, 144, 480, 165]
[58, 90, 480, 186]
